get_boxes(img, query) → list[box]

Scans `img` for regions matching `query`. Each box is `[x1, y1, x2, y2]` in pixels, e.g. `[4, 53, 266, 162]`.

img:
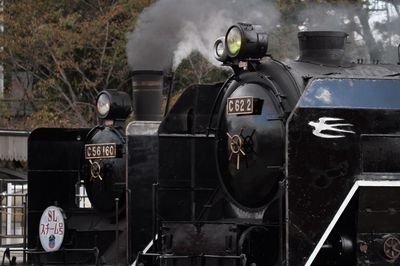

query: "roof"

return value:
[0, 130, 30, 162]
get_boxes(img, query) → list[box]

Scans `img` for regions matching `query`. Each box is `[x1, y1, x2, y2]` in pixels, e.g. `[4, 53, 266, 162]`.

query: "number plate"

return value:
[227, 96, 254, 115]
[85, 143, 117, 159]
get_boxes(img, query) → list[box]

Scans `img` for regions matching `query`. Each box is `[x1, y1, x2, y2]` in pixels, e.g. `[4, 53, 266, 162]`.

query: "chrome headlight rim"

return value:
[96, 92, 111, 118]
[214, 36, 228, 62]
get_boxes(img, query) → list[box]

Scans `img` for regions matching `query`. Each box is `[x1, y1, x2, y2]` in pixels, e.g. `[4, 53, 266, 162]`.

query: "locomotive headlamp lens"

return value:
[226, 26, 242, 56]
[96, 90, 132, 120]
[97, 93, 111, 116]
[224, 23, 268, 60]
[216, 41, 225, 57]
[214, 37, 228, 62]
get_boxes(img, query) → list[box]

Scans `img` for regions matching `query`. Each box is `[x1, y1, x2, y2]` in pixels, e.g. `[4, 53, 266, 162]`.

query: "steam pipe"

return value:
[205, 74, 235, 137]
[152, 183, 159, 253]
[23, 199, 27, 264]
[125, 189, 131, 264]
[164, 72, 175, 116]
[115, 197, 119, 265]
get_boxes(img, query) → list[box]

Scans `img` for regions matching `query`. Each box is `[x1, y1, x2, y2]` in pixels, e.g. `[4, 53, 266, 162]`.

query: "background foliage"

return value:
[1, 0, 150, 128]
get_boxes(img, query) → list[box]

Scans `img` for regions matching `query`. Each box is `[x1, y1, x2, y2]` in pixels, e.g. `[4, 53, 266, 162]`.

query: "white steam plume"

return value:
[126, 0, 280, 71]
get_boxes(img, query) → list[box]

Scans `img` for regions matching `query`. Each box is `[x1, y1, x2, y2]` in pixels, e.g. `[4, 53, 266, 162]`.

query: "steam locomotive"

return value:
[26, 23, 400, 266]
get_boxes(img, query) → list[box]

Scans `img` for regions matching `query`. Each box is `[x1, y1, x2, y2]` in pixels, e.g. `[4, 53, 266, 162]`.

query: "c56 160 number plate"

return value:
[85, 143, 116, 159]
[227, 96, 254, 115]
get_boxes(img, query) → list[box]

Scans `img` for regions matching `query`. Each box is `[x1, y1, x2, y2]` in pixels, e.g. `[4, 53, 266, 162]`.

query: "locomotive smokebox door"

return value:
[83, 126, 126, 212]
[215, 72, 286, 210]
[83, 89, 132, 213]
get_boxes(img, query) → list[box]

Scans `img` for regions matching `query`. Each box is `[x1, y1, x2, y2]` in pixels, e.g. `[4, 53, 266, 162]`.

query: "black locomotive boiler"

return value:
[27, 23, 400, 266]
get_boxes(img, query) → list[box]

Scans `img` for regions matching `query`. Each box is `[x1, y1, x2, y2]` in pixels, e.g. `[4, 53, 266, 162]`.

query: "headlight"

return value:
[216, 40, 225, 57]
[226, 26, 242, 57]
[97, 93, 111, 117]
[96, 90, 132, 120]
[214, 37, 228, 62]
[224, 23, 268, 61]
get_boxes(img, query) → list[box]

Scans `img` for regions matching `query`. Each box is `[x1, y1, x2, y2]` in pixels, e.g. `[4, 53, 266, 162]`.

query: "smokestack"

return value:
[132, 70, 163, 121]
[298, 31, 348, 65]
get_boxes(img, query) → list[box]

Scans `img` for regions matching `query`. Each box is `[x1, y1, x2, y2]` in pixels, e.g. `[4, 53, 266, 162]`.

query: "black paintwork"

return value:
[126, 121, 159, 262]
[28, 128, 129, 264]
[287, 77, 400, 266]
[132, 70, 164, 121]
[84, 125, 126, 212]
[26, 31, 400, 266]
[358, 186, 400, 265]
[215, 72, 287, 210]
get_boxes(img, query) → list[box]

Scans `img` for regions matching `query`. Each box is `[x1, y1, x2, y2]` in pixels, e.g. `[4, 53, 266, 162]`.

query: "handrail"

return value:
[0, 130, 30, 137]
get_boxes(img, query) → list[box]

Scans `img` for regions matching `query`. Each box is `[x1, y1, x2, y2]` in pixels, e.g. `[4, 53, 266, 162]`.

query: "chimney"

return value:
[298, 31, 348, 65]
[132, 70, 163, 121]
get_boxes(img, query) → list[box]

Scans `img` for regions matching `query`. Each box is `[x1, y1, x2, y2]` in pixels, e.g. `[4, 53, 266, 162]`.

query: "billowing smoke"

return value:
[127, 1, 400, 69]
[295, 3, 400, 63]
[126, 0, 280, 71]
[296, 4, 355, 31]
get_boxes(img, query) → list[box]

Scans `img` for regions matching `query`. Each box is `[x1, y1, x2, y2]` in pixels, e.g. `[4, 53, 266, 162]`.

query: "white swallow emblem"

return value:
[308, 117, 355, 138]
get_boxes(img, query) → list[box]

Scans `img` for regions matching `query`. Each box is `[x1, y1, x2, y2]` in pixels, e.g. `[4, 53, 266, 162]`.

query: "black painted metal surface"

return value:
[132, 70, 163, 121]
[84, 125, 126, 212]
[25, 29, 400, 266]
[215, 72, 288, 210]
[126, 121, 160, 262]
[158, 84, 223, 223]
[287, 78, 400, 266]
[358, 186, 400, 265]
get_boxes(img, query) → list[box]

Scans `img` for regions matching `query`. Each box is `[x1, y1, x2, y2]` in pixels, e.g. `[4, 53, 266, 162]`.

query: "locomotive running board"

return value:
[305, 180, 400, 266]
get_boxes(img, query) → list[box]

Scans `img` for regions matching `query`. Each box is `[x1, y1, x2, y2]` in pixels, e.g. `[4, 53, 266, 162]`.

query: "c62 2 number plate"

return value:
[85, 143, 116, 159]
[227, 96, 254, 115]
